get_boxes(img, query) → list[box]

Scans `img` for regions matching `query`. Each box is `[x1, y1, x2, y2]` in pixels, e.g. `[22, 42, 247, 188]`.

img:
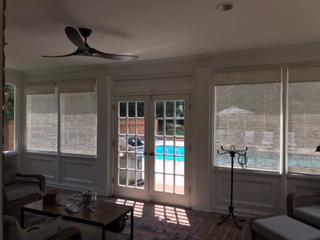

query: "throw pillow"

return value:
[19, 217, 62, 240]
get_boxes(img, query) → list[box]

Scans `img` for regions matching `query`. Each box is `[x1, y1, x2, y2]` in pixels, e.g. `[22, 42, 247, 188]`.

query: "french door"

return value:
[113, 95, 190, 206]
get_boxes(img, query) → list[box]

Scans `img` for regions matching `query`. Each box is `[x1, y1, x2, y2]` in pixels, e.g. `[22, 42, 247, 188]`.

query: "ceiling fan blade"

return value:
[42, 51, 78, 58]
[65, 26, 86, 49]
[90, 48, 138, 60]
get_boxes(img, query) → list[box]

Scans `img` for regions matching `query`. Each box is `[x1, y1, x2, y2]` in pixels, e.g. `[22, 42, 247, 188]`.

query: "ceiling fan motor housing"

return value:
[79, 28, 92, 38]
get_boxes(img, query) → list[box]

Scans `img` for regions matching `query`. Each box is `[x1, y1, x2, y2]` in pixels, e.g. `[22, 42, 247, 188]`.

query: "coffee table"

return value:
[21, 199, 134, 240]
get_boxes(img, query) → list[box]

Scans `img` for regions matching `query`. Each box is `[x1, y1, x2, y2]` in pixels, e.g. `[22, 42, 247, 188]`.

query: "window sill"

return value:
[59, 153, 97, 160]
[213, 166, 281, 177]
[213, 166, 320, 179]
[3, 150, 18, 157]
[25, 151, 58, 156]
[25, 151, 97, 160]
[286, 172, 320, 180]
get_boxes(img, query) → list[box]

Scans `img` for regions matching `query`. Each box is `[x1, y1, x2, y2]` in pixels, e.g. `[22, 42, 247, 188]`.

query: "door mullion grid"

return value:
[173, 100, 176, 194]
[163, 100, 166, 192]
[134, 102, 137, 188]
[125, 102, 129, 187]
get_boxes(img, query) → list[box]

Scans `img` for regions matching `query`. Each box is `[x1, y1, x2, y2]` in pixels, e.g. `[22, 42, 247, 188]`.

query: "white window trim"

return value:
[211, 65, 320, 177]
[24, 80, 98, 158]
[4, 80, 20, 154]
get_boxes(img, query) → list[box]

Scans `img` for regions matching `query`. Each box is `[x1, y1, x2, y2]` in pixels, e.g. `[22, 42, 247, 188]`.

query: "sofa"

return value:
[4, 215, 81, 240]
[4, 154, 46, 214]
[287, 191, 320, 229]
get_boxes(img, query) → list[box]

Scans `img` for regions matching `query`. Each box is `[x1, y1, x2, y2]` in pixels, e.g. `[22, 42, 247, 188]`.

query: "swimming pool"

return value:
[155, 146, 185, 162]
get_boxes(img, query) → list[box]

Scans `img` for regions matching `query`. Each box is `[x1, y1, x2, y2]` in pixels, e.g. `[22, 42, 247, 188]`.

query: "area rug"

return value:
[19, 198, 252, 240]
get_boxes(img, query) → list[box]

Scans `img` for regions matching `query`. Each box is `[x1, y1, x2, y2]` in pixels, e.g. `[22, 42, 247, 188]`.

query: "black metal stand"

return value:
[216, 146, 247, 229]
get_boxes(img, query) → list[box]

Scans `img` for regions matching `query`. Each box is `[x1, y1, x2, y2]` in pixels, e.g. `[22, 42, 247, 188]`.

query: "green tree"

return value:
[4, 84, 14, 121]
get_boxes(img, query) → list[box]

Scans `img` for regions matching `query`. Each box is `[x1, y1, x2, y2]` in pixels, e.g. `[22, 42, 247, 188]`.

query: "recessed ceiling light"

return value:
[216, 2, 233, 11]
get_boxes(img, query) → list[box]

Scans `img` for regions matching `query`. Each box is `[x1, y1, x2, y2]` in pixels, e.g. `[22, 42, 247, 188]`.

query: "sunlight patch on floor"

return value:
[155, 204, 190, 226]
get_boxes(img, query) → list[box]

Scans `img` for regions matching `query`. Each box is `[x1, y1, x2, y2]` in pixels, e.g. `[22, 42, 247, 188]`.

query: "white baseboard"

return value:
[192, 205, 211, 212]
[210, 206, 279, 218]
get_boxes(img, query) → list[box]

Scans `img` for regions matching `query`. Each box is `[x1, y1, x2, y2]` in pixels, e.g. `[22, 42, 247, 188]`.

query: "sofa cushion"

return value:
[5, 183, 40, 202]
[4, 154, 19, 185]
[294, 205, 320, 227]
[252, 215, 320, 240]
[4, 215, 21, 240]
[4, 169, 18, 185]
[19, 217, 62, 240]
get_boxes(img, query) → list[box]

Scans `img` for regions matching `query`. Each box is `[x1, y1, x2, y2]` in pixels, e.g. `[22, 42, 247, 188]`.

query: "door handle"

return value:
[149, 152, 155, 156]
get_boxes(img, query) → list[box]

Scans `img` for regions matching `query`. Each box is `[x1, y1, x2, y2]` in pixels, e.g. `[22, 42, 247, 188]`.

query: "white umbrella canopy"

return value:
[218, 106, 254, 115]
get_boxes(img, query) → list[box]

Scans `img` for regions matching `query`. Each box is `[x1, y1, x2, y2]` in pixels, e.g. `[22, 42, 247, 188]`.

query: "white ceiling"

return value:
[6, 0, 320, 70]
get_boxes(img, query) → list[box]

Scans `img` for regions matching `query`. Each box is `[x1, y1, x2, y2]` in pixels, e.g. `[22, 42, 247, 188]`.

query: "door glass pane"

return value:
[128, 153, 136, 169]
[175, 176, 184, 195]
[155, 119, 164, 135]
[118, 136, 127, 152]
[156, 102, 164, 118]
[154, 99, 185, 195]
[128, 170, 136, 187]
[176, 101, 184, 118]
[166, 101, 174, 117]
[128, 102, 136, 117]
[137, 171, 145, 188]
[165, 174, 174, 193]
[155, 173, 164, 192]
[119, 119, 127, 134]
[137, 102, 144, 117]
[127, 119, 136, 135]
[119, 153, 127, 168]
[119, 170, 127, 186]
[137, 155, 144, 171]
[165, 155, 174, 174]
[176, 120, 184, 136]
[117, 100, 145, 189]
[165, 120, 174, 136]
[136, 119, 144, 135]
[119, 102, 127, 117]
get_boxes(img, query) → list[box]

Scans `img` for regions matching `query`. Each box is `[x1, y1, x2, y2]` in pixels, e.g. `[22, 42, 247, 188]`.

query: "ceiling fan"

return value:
[43, 26, 138, 60]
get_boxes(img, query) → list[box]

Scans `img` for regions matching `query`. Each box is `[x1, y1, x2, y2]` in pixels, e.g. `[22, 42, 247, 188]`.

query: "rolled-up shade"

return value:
[213, 68, 281, 86]
[289, 66, 320, 82]
[25, 81, 57, 94]
[59, 79, 97, 93]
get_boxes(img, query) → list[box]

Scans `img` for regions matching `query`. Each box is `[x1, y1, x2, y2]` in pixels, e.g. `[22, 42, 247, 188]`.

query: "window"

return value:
[4, 83, 15, 151]
[26, 94, 58, 152]
[25, 80, 97, 156]
[214, 83, 281, 172]
[288, 81, 320, 174]
[60, 92, 97, 156]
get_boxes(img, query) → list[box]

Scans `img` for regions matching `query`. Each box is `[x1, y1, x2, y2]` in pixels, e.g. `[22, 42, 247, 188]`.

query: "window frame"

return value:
[24, 80, 98, 158]
[213, 82, 283, 174]
[211, 67, 285, 175]
[4, 81, 18, 154]
[212, 66, 320, 177]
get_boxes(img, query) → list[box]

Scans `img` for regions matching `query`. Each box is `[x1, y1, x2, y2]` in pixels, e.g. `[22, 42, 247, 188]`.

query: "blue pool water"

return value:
[155, 146, 185, 162]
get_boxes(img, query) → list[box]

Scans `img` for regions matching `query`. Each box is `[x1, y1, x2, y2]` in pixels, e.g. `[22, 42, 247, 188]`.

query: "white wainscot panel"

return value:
[212, 170, 282, 216]
[60, 155, 97, 189]
[287, 175, 320, 194]
[26, 153, 58, 183]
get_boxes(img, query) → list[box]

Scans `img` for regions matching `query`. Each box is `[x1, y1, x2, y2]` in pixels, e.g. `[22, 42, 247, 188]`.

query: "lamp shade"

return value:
[316, 145, 320, 152]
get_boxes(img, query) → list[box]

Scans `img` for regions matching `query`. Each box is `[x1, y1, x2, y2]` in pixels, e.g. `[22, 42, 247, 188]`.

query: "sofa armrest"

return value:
[287, 192, 320, 217]
[47, 227, 81, 240]
[16, 173, 46, 192]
